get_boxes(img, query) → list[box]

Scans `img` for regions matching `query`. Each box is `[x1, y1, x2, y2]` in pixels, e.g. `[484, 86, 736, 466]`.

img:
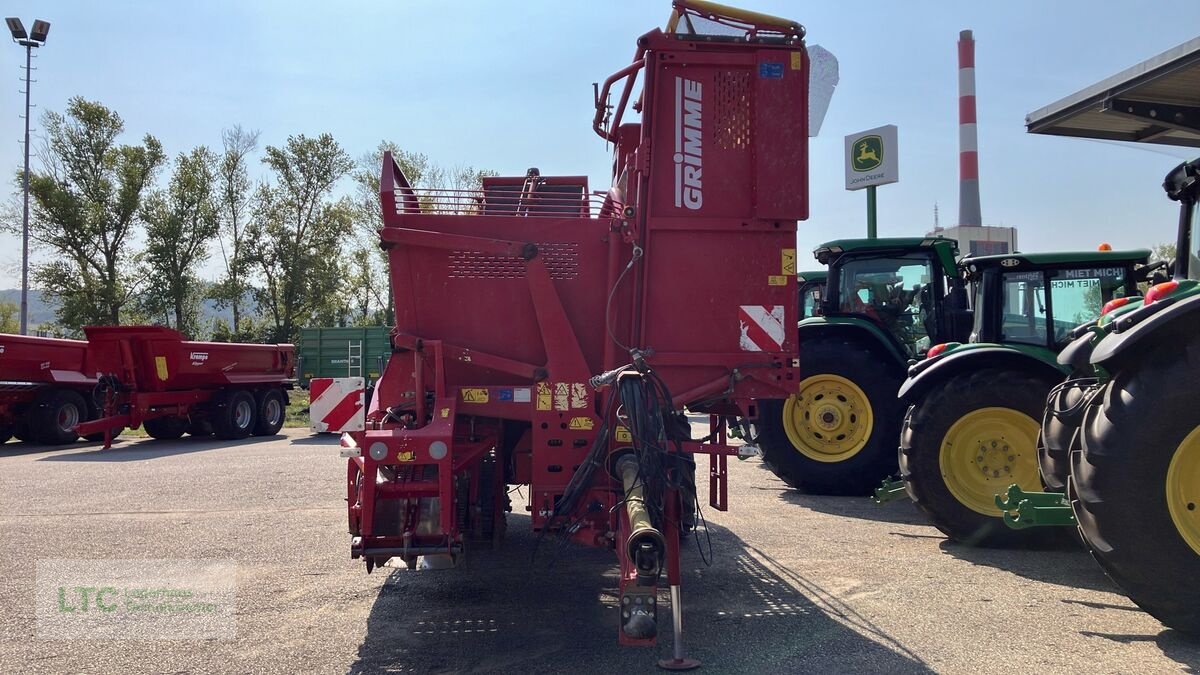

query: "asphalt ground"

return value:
[1, 428, 1198, 674]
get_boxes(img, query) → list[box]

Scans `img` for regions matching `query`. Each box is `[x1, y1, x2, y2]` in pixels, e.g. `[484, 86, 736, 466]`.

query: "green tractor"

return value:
[757, 237, 972, 495]
[1038, 157, 1200, 633]
[895, 247, 1153, 546]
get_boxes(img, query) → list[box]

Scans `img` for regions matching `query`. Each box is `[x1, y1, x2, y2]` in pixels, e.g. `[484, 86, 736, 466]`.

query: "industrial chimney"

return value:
[958, 30, 982, 227]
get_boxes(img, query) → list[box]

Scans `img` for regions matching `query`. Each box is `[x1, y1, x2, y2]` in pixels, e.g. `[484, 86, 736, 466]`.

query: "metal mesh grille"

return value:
[715, 71, 752, 150]
[447, 243, 579, 280]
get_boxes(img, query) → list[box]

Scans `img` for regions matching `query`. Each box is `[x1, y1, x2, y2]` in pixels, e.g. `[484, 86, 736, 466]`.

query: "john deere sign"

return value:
[845, 124, 899, 190]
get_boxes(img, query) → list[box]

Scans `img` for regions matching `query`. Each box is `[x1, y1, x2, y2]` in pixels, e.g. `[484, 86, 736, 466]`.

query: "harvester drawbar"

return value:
[343, 1, 813, 664]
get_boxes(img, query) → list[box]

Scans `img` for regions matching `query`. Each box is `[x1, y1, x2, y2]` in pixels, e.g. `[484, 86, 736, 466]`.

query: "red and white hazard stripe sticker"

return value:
[310, 377, 366, 433]
[738, 305, 786, 352]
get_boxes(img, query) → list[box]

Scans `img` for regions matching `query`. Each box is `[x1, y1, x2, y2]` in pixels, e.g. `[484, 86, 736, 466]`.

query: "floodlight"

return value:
[30, 20, 48, 43]
[5, 17, 26, 41]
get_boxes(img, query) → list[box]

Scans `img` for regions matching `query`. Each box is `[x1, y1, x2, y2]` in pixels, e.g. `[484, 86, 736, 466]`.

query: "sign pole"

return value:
[866, 185, 877, 239]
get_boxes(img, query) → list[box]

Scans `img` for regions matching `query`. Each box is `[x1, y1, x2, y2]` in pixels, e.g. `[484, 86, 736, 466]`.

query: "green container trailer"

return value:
[297, 326, 392, 388]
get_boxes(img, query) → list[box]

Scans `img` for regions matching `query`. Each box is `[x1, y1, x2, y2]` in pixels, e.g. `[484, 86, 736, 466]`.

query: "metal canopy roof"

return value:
[1026, 36, 1200, 147]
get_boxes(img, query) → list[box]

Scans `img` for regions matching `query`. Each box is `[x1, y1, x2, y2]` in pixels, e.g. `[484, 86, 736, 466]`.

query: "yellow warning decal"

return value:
[461, 388, 489, 403]
[768, 275, 788, 286]
[536, 382, 552, 411]
[782, 249, 796, 275]
[155, 356, 168, 381]
[790, 51, 803, 70]
[397, 450, 415, 462]
[569, 417, 594, 431]
[440, 408, 450, 419]
[615, 426, 632, 443]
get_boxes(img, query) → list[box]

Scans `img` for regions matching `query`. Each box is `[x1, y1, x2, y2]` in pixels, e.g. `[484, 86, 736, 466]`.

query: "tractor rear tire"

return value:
[210, 389, 257, 440]
[1039, 379, 1094, 492]
[143, 416, 189, 440]
[1072, 338, 1200, 634]
[252, 389, 286, 437]
[756, 338, 902, 495]
[899, 368, 1064, 547]
[29, 389, 86, 445]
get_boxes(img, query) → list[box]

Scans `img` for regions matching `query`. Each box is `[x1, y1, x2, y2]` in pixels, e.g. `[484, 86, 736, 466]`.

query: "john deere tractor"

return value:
[896, 247, 1152, 546]
[757, 237, 971, 494]
[1030, 157, 1200, 633]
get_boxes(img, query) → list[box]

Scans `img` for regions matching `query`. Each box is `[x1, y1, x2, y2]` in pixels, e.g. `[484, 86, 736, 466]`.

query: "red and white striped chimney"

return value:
[958, 29, 982, 227]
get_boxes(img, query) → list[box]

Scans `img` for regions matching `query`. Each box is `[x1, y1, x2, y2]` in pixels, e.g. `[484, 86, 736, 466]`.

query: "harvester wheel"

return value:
[210, 389, 257, 440]
[143, 416, 189, 440]
[1072, 339, 1200, 634]
[252, 389, 286, 437]
[899, 368, 1064, 547]
[1039, 379, 1094, 492]
[29, 389, 86, 445]
[756, 338, 902, 495]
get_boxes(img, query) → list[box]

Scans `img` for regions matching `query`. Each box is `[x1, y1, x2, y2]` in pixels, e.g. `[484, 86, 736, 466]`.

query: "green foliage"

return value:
[209, 126, 261, 330]
[1151, 242, 1176, 265]
[0, 301, 18, 334]
[141, 146, 220, 337]
[20, 97, 165, 330]
[248, 134, 355, 342]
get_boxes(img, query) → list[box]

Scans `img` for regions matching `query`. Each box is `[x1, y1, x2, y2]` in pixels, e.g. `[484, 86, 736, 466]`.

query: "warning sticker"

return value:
[738, 305, 787, 352]
[790, 51, 803, 70]
[155, 356, 169, 381]
[461, 388, 489, 403]
[398, 450, 415, 462]
[768, 275, 788, 286]
[554, 383, 570, 412]
[569, 417, 595, 431]
[782, 249, 796, 275]
[536, 382, 552, 411]
[615, 426, 632, 443]
[514, 388, 532, 403]
[570, 383, 588, 409]
[440, 408, 450, 419]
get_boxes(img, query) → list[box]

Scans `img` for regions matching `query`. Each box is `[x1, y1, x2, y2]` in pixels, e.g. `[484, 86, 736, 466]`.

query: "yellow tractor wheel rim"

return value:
[939, 407, 1041, 516]
[782, 374, 873, 463]
[1166, 426, 1200, 557]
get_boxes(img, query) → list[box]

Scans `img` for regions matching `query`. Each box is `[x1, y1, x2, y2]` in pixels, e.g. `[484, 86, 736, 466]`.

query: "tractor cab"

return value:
[797, 270, 826, 319]
[814, 237, 969, 358]
[963, 249, 1151, 350]
[1166, 156, 1200, 281]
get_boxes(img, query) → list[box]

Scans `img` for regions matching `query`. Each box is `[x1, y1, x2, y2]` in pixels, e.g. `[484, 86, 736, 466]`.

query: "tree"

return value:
[141, 147, 220, 336]
[0, 301, 18, 333]
[210, 126, 261, 336]
[1151, 242, 1176, 265]
[18, 98, 165, 329]
[247, 134, 354, 342]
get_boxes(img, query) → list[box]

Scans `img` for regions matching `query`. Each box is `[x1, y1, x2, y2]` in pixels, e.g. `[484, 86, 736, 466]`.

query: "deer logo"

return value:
[852, 135, 884, 172]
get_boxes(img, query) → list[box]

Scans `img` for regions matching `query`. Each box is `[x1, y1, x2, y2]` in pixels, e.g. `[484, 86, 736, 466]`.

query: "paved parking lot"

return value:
[1, 429, 1198, 673]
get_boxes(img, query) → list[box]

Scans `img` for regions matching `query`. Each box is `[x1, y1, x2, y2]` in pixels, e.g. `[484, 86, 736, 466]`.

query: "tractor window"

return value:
[799, 281, 824, 319]
[837, 254, 936, 357]
[1190, 202, 1200, 281]
[1047, 266, 1129, 344]
[999, 271, 1048, 346]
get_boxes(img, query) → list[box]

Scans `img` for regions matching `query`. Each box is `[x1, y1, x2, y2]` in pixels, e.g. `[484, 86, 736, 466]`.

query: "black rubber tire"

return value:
[142, 416, 189, 440]
[210, 389, 257, 440]
[252, 389, 286, 437]
[1072, 337, 1200, 634]
[756, 338, 903, 495]
[29, 389, 86, 445]
[1039, 379, 1094, 492]
[899, 368, 1064, 547]
[187, 419, 214, 437]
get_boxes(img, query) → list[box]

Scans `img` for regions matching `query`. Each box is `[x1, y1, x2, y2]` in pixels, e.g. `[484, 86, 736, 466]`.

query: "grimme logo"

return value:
[673, 76, 703, 210]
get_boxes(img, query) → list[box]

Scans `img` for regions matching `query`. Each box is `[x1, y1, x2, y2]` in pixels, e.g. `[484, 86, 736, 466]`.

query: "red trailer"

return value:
[74, 326, 295, 444]
[0, 334, 101, 444]
[345, 1, 810, 665]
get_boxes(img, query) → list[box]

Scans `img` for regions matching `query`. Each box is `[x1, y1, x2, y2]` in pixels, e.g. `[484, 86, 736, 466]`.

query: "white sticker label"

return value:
[513, 388, 531, 403]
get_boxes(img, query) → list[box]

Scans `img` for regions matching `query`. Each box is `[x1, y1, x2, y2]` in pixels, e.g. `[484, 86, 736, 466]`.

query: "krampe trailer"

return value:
[0, 334, 104, 444]
[74, 326, 295, 444]
[341, 1, 814, 665]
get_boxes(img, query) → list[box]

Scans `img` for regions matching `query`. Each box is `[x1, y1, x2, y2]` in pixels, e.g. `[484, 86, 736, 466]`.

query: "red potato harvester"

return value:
[343, 1, 811, 665]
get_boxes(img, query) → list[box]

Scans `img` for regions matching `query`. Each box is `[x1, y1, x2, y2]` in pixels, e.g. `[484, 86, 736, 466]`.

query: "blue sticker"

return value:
[497, 389, 514, 401]
[759, 62, 784, 79]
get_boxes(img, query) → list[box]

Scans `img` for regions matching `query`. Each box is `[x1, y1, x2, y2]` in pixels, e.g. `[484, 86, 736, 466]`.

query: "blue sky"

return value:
[0, 1, 1196, 286]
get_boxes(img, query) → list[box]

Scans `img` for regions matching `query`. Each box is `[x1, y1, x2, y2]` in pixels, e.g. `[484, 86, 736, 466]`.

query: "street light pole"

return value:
[7, 17, 49, 336]
[19, 40, 31, 335]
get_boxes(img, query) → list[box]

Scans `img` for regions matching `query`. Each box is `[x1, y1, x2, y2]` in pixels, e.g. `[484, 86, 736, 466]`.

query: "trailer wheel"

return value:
[1039, 379, 1093, 492]
[899, 368, 1064, 547]
[252, 389, 286, 437]
[211, 389, 256, 440]
[143, 416, 189, 440]
[30, 389, 86, 445]
[1073, 340, 1200, 634]
[756, 338, 902, 495]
